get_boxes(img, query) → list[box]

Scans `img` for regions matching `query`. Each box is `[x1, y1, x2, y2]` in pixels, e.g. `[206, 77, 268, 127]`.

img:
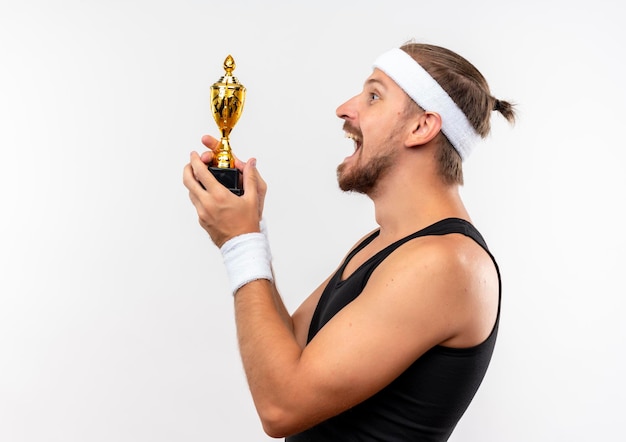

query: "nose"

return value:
[336, 95, 356, 121]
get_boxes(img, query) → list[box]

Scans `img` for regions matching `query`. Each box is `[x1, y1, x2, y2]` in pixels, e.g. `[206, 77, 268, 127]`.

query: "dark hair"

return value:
[401, 42, 516, 184]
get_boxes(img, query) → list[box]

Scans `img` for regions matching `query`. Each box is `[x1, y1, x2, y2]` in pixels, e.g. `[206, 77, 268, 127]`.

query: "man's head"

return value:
[335, 66, 428, 195]
[336, 42, 516, 192]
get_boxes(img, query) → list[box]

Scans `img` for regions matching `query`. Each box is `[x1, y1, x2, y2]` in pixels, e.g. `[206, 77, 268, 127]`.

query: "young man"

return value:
[183, 42, 515, 441]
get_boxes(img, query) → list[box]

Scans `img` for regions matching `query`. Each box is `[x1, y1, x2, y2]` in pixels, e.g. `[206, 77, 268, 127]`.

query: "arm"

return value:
[185, 136, 300, 334]
[229, 237, 497, 437]
[269, 281, 293, 332]
[183, 140, 497, 437]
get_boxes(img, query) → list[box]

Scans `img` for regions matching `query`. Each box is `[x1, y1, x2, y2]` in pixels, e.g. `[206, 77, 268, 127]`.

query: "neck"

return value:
[368, 160, 470, 242]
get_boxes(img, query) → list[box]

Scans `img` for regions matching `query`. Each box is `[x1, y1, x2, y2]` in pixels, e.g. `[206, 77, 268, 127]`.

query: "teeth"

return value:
[344, 132, 360, 142]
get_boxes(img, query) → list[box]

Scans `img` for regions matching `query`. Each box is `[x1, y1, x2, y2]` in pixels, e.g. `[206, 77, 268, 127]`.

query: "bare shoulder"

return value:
[366, 232, 499, 348]
[393, 232, 496, 282]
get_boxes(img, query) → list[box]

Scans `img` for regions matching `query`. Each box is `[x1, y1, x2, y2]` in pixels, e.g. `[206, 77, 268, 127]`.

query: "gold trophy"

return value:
[209, 54, 246, 195]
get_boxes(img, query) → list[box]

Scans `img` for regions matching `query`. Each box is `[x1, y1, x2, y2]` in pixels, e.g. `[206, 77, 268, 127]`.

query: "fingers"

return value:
[200, 135, 218, 166]
[202, 134, 249, 171]
[233, 156, 247, 171]
[200, 150, 214, 165]
[187, 151, 219, 192]
[201, 134, 220, 150]
[242, 158, 267, 216]
[182, 161, 204, 193]
[242, 158, 258, 199]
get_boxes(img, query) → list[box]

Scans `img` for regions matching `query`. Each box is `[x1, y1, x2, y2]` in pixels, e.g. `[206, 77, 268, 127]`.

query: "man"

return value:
[183, 42, 515, 441]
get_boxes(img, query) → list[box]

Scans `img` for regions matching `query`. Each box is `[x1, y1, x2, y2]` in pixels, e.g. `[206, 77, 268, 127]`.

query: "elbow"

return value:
[258, 403, 307, 438]
[262, 421, 290, 439]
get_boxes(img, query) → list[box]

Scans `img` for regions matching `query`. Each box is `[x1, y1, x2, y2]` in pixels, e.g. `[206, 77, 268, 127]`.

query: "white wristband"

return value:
[220, 232, 273, 295]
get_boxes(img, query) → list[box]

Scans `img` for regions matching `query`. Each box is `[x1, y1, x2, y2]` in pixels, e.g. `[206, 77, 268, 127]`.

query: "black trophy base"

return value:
[209, 166, 243, 196]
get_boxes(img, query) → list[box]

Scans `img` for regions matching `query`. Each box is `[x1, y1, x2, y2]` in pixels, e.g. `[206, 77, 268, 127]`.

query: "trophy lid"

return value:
[214, 54, 243, 86]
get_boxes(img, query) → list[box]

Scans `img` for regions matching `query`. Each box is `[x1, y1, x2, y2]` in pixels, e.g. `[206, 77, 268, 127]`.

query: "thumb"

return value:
[242, 158, 259, 199]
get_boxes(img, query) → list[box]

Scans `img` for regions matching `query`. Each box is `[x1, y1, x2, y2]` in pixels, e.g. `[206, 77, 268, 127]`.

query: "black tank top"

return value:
[287, 218, 501, 442]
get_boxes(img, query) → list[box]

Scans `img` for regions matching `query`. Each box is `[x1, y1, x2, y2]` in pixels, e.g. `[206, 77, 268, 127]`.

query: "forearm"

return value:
[259, 217, 293, 331]
[216, 219, 298, 384]
[234, 279, 304, 436]
[269, 276, 294, 332]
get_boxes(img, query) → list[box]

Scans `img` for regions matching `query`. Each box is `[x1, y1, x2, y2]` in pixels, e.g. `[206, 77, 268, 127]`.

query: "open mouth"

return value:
[344, 131, 362, 153]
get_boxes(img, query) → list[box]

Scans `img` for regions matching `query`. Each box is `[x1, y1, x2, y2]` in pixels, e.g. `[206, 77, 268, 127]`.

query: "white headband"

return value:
[373, 48, 479, 161]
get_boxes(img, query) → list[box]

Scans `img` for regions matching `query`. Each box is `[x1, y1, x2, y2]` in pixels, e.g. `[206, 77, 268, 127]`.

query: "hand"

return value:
[183, 135, 268, 247]
[198, 135, 267, 218]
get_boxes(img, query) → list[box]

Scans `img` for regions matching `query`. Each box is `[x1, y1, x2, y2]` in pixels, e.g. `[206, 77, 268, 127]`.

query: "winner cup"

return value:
[209, 55, 246, 195]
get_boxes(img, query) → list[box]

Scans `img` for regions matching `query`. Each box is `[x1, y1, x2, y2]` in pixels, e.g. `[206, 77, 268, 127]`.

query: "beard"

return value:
[336, 148, 395, 195]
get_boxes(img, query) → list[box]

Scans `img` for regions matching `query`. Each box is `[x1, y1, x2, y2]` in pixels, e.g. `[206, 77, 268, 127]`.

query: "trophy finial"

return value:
[224, 55, 235, 75]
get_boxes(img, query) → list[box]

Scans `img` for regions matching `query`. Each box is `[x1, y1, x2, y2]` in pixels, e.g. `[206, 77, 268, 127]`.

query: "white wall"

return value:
[1, 1, 624, 440]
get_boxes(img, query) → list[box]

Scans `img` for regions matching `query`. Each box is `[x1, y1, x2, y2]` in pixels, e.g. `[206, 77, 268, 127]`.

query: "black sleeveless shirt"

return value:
[286, 218, 501, 442]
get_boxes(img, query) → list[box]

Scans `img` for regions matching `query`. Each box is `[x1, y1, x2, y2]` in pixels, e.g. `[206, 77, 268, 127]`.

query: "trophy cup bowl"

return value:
[209, 55, 246, 195]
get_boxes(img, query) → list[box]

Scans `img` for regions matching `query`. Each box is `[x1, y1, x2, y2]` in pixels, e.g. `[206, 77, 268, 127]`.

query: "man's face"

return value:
[335, 69, 414, 195]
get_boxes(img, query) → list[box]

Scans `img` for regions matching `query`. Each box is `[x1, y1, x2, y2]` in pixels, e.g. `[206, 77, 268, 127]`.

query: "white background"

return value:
[1, 0, 624, 440]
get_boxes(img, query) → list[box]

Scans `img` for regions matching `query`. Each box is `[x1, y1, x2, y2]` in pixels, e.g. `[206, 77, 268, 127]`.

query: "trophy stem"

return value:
[215, 137, 234, 169]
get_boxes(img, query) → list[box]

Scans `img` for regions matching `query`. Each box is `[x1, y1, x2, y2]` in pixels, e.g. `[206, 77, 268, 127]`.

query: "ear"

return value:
[404, 111, 442, 148]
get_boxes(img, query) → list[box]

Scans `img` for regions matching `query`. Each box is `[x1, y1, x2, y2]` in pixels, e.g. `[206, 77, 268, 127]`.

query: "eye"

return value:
[369, 92, 380, 102]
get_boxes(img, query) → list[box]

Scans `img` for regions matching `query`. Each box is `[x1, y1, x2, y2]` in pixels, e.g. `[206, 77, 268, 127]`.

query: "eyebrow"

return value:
[364, 77, 387, 90]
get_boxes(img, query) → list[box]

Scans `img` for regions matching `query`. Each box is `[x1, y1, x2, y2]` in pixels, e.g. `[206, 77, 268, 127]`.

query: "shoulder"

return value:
[365, 232, 499, 347]
[374, 233, 486, 287]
